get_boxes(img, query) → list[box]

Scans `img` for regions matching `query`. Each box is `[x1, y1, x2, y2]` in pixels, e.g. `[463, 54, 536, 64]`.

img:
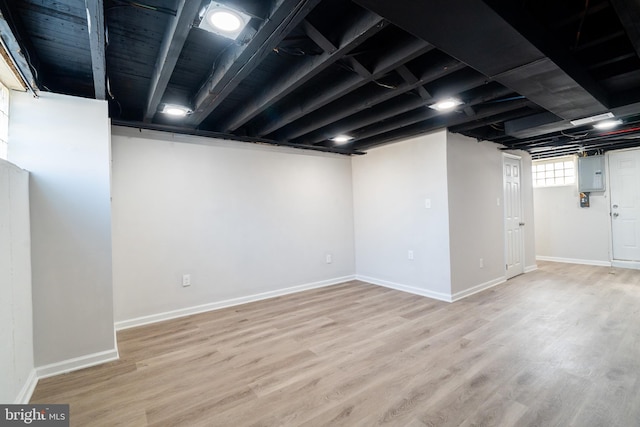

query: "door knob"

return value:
[519, 222, 525, 226]
[613, 212, 619, 218]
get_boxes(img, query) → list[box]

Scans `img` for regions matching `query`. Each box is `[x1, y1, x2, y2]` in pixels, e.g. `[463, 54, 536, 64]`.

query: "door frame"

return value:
[503, 153, 525, 279]
[608, 148, 640, 269]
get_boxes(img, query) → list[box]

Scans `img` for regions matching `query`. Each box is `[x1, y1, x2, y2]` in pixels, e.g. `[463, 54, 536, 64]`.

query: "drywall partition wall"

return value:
[352, 130, 452, 300]
[0, 159, 35, 403]
[8, 92, 116, 372]
[446, 133, 536, 297]
[111, 127, 356, 326]
[534, 185, 610, 265]
[446, 134, 506, 297]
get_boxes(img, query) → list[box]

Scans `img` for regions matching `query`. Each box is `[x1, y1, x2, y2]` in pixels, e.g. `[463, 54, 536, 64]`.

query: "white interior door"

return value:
[504, 155, 524, 279]
[610, 150, 640, 261]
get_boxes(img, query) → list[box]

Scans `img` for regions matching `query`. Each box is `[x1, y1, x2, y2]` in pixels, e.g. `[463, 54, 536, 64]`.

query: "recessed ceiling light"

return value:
[429, 98, 463, 111]
[331, 135, 353, 144]
[199, 3, 250, 40]
[161, 104, 192, 117]
[593, 119, 623, 130]
[209, 10, 242, 31]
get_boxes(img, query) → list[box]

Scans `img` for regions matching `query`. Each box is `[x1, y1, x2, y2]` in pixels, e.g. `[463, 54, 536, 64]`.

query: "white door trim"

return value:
[608, 148, 640, 263]
[503, 154, 525, 279]
[503, 153, 522, 160]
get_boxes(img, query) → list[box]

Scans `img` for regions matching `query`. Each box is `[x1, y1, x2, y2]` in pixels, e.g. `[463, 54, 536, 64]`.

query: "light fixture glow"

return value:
[331, 135, 353, 144]
[209, 10, 242, 32]
[570, 112, 614, 126]
[593, 119, 623, 130]
[429, 97, 463, 111]
[161, 104, 192, 117]
[199, 3, 251, 40]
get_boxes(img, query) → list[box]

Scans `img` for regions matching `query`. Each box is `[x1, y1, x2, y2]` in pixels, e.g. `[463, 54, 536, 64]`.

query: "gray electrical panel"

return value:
[578, 155, 605, 192]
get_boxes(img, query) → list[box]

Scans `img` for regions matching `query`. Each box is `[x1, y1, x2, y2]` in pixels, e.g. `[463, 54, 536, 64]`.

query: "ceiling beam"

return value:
[218, 11, 386, 132]
[610, 0, 640, 61]
[144, 0, 203, 121]
[275, 54, 464, 141]
[302, 19, 372, 78]
[254, 37, 430, 136]
[347, 81, 511, 142]
[396, 65, 430, 99]
[85, 0, 106, 100]
[112, 119, 364, 155]
[0, 2, 39, 92]
[355, 98, 532, 150]
[354, 0, 608, 120]
[304, 82, 499, 146]
[301, 19, 337, 53]
[186, 0, 323, 127]
[450, 107, 538, 133]
[573, 30, 626, 52]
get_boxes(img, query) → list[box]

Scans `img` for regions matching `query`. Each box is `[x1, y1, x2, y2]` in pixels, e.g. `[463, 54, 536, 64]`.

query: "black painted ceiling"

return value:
[2, 0, 640, 158]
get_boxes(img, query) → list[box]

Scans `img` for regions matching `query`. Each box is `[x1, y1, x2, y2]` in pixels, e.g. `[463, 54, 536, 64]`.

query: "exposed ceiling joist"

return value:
[357, 98, 532, 150]
[450, 107, 537, 133]
[396, 65, 430, 100]
[85, 0, 106, 99]
[276, 54, 465, 141]
[10, 0, 640, 158]
[187, 0, 323, 126]
[0, 2, 38, 92]
[112, 119, 364, 155]
[306, 80, 506, 146]
[254, 37, 430, 136]
[301, 19, 336, 53]
[610, 0, 640, 66]
[348, 80, 510, 143]
[309, 97, 428, 145]
[353, 0, 607, 121]
[218, 11, 386, 132]
[144, 0, 203, 121]
[303, 19, 369, 78]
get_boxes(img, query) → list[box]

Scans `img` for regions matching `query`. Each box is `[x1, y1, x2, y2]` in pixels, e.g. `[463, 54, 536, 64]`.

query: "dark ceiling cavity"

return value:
[1, 0, 640, 158]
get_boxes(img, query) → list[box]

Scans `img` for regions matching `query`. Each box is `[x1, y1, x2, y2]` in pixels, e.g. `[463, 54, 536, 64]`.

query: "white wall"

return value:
[447, 135, 536, 296]
[8, 92, 116, 370]
[534, 184, 610, 265]
[0, 159, 34, 403]
[447, 134, 506, 295]
[352, 130, 452, 299]
[353, 131, 536, 301]
[111, 127, 355, 325]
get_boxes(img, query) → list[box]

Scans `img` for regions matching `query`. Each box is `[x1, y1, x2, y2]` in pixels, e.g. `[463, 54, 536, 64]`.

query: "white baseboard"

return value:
[611, 260, 640, 269]
[451, 276, 506, 302]
[356, 275, 453, 302]
[115, 275, 356, 331]
[36, 348, 120, 380]
[524, 264, 538, 273]
[536, 256, 611, 267]
[14, 369, 38, 404]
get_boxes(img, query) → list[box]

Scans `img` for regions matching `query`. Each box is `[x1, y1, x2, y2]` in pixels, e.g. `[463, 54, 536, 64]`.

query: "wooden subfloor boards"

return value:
[30, 263, 640, 426]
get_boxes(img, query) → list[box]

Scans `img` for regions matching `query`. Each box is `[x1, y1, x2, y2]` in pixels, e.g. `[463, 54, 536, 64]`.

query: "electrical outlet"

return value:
[408, 250, 414, 260]
[479, 258, 484, 268]
[425, 198, 431, 209]
[182, 274, 191, 287]
[326, 253, 332, 264]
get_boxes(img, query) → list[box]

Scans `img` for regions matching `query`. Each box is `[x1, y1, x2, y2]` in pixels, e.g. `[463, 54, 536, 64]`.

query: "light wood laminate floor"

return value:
[31, 262, 640, 426]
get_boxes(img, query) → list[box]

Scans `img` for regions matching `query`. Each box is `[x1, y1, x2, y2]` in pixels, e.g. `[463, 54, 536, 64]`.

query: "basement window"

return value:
[532, 156, 576, 187]
[0, 82, 8, 160]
